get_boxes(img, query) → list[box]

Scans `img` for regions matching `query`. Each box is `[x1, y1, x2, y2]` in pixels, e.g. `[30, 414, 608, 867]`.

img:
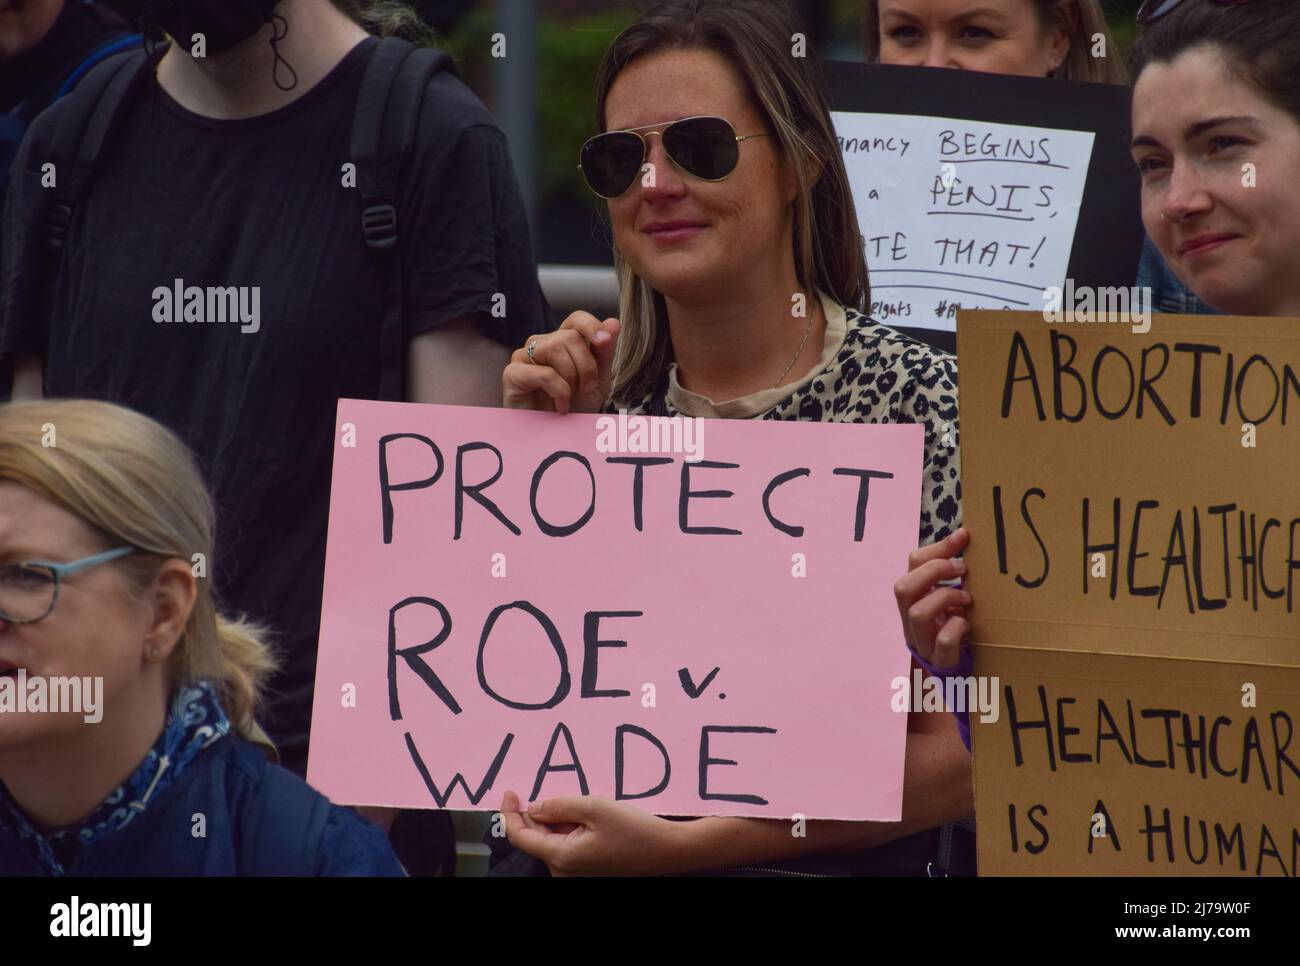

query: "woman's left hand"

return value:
[894, 527, 971, 669]
[500, 790, 690, 876]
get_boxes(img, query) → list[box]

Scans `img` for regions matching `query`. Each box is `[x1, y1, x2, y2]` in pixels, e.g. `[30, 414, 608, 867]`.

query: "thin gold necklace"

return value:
[773, 304, 815, 389]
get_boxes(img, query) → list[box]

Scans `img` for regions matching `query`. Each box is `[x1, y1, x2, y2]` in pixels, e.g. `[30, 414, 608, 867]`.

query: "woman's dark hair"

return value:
[1128, 0, 1300, 125]
[592, 0, 869, 406]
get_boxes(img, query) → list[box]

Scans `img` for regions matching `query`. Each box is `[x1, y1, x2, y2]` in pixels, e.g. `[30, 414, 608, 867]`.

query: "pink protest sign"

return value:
[307, 399, 924, 820]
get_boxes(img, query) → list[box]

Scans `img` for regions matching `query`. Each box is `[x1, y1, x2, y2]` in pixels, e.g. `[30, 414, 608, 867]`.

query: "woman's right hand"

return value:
[503, 312, 621, 414]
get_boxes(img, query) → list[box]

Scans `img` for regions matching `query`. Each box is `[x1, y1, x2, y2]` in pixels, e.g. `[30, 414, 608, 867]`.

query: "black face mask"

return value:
[149, 0, 281, 55]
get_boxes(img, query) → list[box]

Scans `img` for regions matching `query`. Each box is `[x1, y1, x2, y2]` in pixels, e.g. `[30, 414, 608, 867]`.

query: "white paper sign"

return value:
[832, 112, 1095, 332]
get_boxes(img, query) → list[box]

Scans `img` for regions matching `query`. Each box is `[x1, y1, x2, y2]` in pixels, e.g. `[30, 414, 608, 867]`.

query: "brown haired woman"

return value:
[1128, 0, 1300, 317]
[499, 0, 972, 877]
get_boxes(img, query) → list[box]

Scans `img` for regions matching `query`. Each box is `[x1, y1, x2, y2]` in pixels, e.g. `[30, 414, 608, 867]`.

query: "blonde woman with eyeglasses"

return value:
[0, 399, 404, 876]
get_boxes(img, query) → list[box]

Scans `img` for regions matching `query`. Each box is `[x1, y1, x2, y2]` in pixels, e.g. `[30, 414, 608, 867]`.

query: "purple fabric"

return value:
[908, 642, 974, 752]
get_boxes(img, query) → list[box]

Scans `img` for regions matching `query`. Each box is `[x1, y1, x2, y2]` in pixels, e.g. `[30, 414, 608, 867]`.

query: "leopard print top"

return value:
[616, 306, 962, 546]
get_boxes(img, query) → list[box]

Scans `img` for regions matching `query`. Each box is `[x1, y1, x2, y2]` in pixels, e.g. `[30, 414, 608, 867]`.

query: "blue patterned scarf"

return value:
[0, 680, 230, 875]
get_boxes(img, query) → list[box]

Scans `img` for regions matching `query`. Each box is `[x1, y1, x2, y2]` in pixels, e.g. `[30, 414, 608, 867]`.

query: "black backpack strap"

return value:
[44, 47, 151, 256]
[351, 37, 455, 402]
[54, 33, 144, 100]
[240, 764, 331, 876]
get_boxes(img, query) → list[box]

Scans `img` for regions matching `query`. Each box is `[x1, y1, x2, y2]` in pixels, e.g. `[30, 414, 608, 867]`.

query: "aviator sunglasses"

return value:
[1136, 0, 1252, 24]
[578, 115, 769, 199]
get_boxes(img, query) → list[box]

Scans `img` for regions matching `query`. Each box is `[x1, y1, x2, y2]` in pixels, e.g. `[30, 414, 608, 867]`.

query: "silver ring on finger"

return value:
[526, 338, 540, 364]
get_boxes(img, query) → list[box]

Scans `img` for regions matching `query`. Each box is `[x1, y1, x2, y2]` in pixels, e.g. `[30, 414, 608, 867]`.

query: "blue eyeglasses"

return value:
[0, 547, 136, 624]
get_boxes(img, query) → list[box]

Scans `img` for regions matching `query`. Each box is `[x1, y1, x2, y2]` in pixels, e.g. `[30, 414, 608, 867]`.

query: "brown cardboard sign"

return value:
[957, 309, 1299, 875]
[973, 646, 1300, 875]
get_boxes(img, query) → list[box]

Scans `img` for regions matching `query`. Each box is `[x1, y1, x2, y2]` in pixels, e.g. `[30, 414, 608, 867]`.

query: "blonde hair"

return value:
[0, 399, 276, 735]
[862, 0, 1129, 85]
[593, 0, 869, 407]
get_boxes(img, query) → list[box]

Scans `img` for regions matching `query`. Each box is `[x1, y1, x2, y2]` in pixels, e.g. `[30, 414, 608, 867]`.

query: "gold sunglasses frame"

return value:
[577, 115, 770, 199]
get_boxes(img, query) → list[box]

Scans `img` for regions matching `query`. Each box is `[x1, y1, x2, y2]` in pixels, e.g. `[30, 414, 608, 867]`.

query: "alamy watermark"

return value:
[891, 668, 1000, 724]
[1042, 280, 1153, 334]
[595, 409, 705, 462]
[0, 671, 103, 723]
[50, 896, 150, 946]
[152, 279, 260, 334]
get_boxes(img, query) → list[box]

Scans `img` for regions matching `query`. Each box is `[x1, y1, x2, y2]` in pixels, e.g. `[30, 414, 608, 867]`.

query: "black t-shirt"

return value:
[0, 36, 547, 775]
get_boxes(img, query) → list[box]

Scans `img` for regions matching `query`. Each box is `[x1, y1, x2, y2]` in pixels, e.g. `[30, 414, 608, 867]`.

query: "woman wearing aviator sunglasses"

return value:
[1128, 0, 1300, 318]
[499, 0, 972, 877]
[0, 399, 404, 875]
